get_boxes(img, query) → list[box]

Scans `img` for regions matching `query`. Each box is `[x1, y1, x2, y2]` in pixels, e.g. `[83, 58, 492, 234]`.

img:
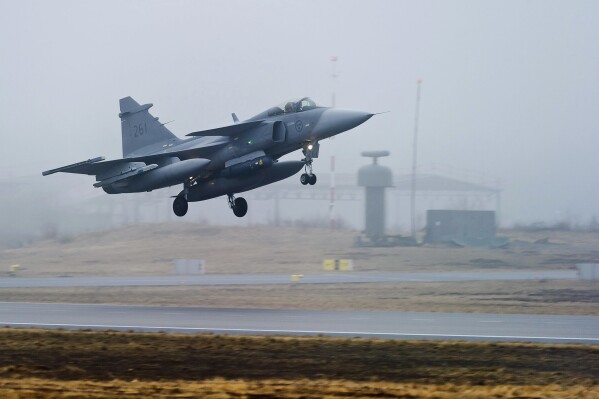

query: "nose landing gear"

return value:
[228, 194, 248, 217]
[300, 141, 318, 186]
[300, 161, 317, 186]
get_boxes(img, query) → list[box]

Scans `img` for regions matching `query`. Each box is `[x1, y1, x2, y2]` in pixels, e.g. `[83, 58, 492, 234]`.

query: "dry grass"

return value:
[2, 378, 599, 399]
[1, 280, 598, 315]
[1, 224, 598, 277]
[0, 328, 598, 398]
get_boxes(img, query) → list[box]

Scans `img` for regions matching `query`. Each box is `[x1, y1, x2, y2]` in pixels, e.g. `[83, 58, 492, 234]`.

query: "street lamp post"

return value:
[410, 80, 422, 239]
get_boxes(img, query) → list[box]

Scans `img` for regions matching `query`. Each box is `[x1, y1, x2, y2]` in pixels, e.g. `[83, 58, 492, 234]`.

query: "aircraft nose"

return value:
[313, 109, 374, 138]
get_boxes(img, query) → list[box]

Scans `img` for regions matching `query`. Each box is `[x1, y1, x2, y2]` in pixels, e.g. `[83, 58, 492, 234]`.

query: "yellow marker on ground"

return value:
[323, 259, 354, 271]
[290, 274, 303, 282]
[9, 264, 20, 276]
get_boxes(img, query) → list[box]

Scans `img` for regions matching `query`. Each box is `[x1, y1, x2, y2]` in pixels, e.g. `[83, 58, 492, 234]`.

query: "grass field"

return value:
[2, 224, 598, 277]
[1, 328, 598, 398]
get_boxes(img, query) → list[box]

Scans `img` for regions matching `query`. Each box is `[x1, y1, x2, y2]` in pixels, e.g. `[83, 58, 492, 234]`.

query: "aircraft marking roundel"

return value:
[295, 120, 303, 132]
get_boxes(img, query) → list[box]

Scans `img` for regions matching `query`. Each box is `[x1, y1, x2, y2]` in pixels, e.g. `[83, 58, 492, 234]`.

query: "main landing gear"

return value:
[173, 180, 191, 217]
[173, 194, 248, 218]
[228, 194, 248, 217]
[171, 181, 249, 218]
[173, 195, 188, 217]
[300, 158, 317, 186]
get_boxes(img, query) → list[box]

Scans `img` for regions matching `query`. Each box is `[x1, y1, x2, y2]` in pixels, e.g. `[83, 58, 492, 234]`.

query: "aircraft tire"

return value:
[300, 173, 310, 185]
[173, 196, 188, 217]
[309, 174, 317, 185]
[233, 197, 248, 217]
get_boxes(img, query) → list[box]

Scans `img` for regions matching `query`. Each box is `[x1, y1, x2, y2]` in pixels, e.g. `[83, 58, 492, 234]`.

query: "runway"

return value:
[0, 270, 577, 288]
[1, 302, 597, 344]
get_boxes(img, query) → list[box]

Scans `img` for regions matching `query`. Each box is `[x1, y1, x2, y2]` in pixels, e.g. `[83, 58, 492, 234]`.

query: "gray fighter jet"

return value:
[43, 96, 373, 217]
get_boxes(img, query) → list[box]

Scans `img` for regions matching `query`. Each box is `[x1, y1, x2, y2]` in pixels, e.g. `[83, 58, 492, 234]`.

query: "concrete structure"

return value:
[174, 259, 205, 275]
[425, 210, 498, 247]
[577, 263, 599, 280]
[357, 151, 393, 239]
[2, 302, 597, 343]
[0, 270, 578, 289]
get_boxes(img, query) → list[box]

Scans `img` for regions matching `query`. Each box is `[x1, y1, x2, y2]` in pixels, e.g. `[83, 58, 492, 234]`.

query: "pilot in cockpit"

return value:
[284, 102, 295, 113]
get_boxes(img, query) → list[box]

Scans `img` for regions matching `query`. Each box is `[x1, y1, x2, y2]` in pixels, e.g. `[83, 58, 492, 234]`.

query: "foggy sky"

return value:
[1, 0, 598, 225]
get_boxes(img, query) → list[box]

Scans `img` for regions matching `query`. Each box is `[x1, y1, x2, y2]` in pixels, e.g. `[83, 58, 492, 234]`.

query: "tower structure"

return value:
[357, 151, 393, 240]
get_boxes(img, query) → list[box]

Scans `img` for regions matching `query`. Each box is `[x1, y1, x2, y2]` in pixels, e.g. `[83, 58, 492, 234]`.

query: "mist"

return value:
[1, 0, 598, 245]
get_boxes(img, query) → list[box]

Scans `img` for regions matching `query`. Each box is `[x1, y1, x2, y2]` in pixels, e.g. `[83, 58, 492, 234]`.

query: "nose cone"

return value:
[313, 109, 374, 139]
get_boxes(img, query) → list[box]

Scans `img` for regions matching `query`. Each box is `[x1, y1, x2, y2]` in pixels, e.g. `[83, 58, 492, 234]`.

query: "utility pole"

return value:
[329, 56, 338, 229]
[410, 80, 422, 238]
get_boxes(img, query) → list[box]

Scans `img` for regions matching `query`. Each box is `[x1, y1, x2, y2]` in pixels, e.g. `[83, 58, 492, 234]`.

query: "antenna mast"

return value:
[410, 80, 422, 238]
[329, 56, 338, 229]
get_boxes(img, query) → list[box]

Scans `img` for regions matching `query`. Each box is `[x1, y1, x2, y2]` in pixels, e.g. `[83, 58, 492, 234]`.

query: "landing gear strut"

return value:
[228, 194, 248, 217]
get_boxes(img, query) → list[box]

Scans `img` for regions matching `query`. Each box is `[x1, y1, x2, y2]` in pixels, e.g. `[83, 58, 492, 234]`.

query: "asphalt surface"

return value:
[0, 302, 597, 344]
[0, 270, 577, 288]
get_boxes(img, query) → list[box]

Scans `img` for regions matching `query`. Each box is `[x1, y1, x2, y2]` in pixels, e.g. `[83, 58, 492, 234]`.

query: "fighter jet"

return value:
[43, 96, 373, 217]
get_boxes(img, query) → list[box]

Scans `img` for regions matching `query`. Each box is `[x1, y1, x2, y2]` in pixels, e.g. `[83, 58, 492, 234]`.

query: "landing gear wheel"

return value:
[227, 194, 248, 218]
[173, 196, 188, 217]
[301, 156, 317, 186]
[232, 197, 248, 217]
[300, 173, 310, 185]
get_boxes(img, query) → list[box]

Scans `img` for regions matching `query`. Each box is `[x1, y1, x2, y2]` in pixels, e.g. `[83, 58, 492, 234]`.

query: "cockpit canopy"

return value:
[266, 97, 322, 117]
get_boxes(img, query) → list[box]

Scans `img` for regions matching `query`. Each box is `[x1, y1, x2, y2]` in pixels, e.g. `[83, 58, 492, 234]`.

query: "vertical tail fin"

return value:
[119, 97, 180, 157]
